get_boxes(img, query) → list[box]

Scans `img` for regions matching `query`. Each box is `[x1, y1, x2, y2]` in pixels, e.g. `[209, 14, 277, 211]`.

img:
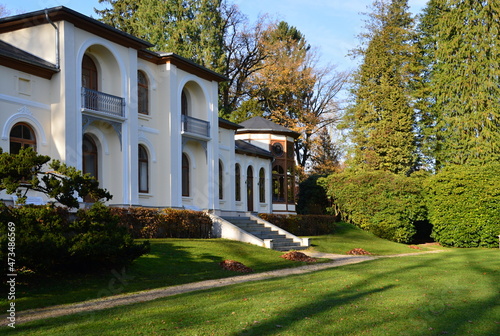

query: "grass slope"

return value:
[1, 239, 310, 312]
[7, 249, 499, 336]
[309, 222, 436, 255]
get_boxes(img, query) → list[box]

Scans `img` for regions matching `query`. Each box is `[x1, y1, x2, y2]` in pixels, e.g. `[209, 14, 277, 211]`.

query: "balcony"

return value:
[182, 115, 210, 139]
[81, 87, 125, 118]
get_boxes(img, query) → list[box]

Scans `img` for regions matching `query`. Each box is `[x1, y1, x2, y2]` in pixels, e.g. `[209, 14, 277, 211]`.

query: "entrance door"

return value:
[247, 166, 254, 212]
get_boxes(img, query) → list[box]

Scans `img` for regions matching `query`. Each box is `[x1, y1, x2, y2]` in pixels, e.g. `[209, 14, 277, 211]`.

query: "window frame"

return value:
[138, 145, 149, 193]
[9, 122, 36, 154]
[138, 70, 149, 115]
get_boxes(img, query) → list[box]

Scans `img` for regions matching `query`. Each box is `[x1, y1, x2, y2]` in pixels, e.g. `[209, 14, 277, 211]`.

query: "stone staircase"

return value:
[221, 216, 307, 251]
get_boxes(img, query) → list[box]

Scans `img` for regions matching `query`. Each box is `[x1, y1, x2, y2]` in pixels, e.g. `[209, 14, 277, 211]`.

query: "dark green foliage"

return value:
[258, 213, 336, 236]
[424, 164, 500, 248]
[0, 147, 111, 208]
[417, 0, 500, 168]
[320, 170, 427, 243]
[343, 0, 419, 174]
[111, 207, 213, 238]
[296, 175, 330, 215]
[70, 203, 150, 270]
[0, 203, 149, 275]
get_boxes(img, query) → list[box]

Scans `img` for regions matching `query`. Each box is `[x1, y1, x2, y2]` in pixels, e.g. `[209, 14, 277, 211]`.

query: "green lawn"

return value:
[7, 248, 499, 336]
[0, 239, 314, 312]
[307, 222, 438, 255]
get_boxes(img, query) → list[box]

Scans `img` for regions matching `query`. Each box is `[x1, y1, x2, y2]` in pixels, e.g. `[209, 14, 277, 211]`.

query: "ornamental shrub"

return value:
[320, 170, 427, 243]
[424, 164, 500, 248]
[0, 203, 149, 275]
[258, 213, 336, 236]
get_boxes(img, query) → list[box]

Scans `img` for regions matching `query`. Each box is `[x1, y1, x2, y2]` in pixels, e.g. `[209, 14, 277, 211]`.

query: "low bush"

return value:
[111, 207, 212, 238]
[0, 203, 149, 275]
[424, 164, 500, 248]
[320, 170, 427, 243]
[258, 213, 336, 236]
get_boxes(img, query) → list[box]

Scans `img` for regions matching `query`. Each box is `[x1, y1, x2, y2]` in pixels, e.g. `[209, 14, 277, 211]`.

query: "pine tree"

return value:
[344, 0, 419, 175]
[417, 0, 500, 168]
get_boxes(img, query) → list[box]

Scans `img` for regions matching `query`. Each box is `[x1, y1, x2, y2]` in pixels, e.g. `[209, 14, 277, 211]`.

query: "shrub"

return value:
[320, 170, 427, 243]
[296, 175, 331, 215]
[258, 213, 336, 236]
[424, 164, 500, 248]
[111, 207, 213, 238]
[0, 203, 149, 275]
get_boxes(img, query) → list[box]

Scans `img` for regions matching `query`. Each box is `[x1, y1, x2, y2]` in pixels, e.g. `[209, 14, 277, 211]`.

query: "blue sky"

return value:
[2, 0, 428, 72]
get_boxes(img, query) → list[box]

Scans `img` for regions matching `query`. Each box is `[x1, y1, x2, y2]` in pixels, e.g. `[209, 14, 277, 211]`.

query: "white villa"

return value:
[0, 7, 309, 249]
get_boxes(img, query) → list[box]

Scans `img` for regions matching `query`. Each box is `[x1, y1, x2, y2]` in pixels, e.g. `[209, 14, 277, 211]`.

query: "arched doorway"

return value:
[247, 166, 254, 212]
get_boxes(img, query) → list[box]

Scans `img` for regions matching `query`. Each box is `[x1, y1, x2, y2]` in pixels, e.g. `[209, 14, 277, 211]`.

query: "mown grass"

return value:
[308, 222, 438, 255]
[7, 248, 499, 336]
[0, 239, 312, 312]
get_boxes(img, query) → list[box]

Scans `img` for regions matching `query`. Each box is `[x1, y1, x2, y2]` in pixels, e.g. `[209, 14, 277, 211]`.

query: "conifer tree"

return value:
[97, 0, 226, 73]
[343, 0, 419, 175]
[417, 0, 500, 169]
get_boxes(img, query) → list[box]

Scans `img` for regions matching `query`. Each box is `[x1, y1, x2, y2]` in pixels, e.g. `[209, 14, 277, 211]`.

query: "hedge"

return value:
[320, 170, 427, 243]
[258, 213, 336, 236]
[424, 164, 500, 248]
[111, 207, 212, 238]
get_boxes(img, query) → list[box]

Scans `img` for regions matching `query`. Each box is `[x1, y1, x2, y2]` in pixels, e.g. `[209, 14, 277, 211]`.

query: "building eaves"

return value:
[219, 117, 243, 130]
[0, 6, 153, 50]
[235, 140, 273, 160]
[0, 40, 59, 79]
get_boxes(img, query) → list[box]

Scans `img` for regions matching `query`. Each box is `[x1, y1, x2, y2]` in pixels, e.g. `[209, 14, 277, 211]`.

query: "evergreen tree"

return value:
[417, 0, 500, 169]
[343, 0, 419, 175]
[96, 0, 226, 73]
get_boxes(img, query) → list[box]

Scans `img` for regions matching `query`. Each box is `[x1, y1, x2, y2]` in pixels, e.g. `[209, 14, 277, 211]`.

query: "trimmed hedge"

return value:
[258, 213, 336, 236]
[320, 170, 427, 243]
[296, 175, 330, 215]
[424, 164, 500, 248]
[0, 203, 149, 275]
[111, 207, 212, 238]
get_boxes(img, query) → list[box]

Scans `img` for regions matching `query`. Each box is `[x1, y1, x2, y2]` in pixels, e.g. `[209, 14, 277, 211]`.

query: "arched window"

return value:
[82, 134, 98, 179]
[10, 123, 36, 154]
[182, 153, 190, 197]
[219, 160, 224, 200]
[272, 165, 285, 202]
[138, 145, 149, 193]
[259, 168, 266, 203]
[235, 164, 241, 201]
[247, 166, 254, 212]
[181, 90, 188, 116]
[138, 71, 149, 115]
[82, 54, 98, 90]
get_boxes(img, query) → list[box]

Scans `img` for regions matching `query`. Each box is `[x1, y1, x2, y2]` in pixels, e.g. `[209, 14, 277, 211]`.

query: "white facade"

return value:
[0, 7, 276, 214]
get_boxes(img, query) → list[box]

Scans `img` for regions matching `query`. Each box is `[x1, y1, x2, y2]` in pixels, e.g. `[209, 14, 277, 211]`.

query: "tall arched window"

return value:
[235, 164, 241, 201]
[10, 123, 36, 154]
[259, 168, 266, 203]
[82, 54, 98, 90]
[138, 145, 149, 193]
[272, 165, 285, 202]
[138, 71, 149, 115]
[219, 160, 224, 200]
[181, 90, 188, 116]
[247, 166, 254, 212]
[182, 153, 190, 197]
[83, 134, 98, 179]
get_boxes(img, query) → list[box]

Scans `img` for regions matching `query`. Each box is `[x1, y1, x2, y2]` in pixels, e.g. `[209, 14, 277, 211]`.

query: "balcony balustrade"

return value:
[182, 115, 210, 138]
[81, 87, 125, 117]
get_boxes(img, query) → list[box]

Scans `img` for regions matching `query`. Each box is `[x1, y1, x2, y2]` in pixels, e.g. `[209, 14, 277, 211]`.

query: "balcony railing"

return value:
[182, 115, 210, 138]
[82, 87, 125, 117]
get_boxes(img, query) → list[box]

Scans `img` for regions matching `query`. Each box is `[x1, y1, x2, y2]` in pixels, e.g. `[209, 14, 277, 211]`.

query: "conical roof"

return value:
[237, 116, 300, 138]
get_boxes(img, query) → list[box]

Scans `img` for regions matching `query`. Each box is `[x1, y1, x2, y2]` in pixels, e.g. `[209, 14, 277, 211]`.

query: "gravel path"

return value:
[2, 250, 443, 326]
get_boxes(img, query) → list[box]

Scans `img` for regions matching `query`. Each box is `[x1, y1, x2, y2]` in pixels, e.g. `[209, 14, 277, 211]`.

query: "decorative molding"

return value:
[138, 125, 160, 134]
[1, 106, 47, 146]
[0, 93, 51, 111]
